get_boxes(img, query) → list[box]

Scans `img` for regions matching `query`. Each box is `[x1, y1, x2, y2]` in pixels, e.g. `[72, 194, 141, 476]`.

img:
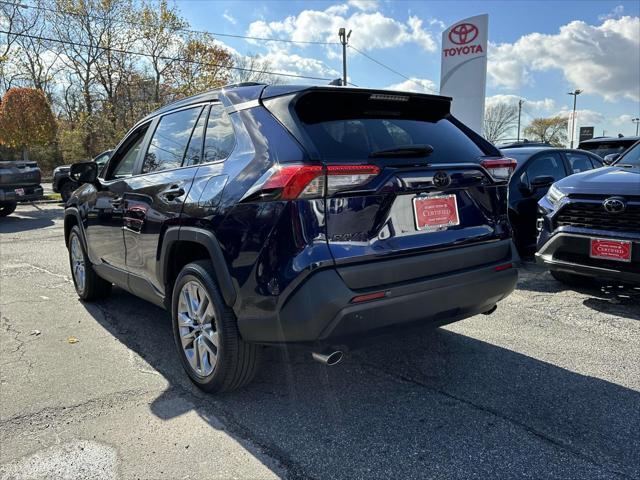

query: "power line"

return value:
[0, 30, 336, 82]
[348, 44, 438, 94]
[0, 1, 340, 46]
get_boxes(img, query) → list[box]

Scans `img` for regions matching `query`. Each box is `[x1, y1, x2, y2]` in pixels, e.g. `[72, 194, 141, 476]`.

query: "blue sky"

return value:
[177, 0, 640, 138]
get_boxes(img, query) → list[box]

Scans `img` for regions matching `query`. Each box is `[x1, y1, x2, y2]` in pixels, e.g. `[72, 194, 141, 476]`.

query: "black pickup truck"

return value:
[0, 159, 44, 216]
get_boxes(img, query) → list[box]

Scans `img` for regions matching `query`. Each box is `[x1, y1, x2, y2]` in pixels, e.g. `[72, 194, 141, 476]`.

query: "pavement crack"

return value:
[1, 315, 34, 376]
[359, 360, 635, 480]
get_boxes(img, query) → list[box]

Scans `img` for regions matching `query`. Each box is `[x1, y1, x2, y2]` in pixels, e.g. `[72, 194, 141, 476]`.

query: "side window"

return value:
[526, 153, 566, 183]
[566, 152, 595, 173]
[203, 104, 235, 163]
[109, 126, 149, 179]
[142, 107, 203, 174]
[183, 107, 208, 167]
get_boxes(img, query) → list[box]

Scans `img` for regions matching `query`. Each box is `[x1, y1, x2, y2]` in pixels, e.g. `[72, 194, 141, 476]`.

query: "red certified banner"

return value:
[590, 238, 632, 262]
[413, 195, 460, 231]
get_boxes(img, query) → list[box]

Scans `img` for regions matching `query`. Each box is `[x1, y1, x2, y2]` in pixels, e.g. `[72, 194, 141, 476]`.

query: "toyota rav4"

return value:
[64, 84, 519, 392]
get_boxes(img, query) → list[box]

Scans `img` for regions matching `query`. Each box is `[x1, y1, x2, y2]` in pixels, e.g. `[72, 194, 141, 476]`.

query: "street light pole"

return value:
[516, 99, 524, 142]
[567, 89, 582, 148]
[632, 117, 640, 136]
[338, 28, 352, 87]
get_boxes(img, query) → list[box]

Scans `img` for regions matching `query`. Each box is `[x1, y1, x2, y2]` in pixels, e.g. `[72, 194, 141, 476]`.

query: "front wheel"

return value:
[68, 225, 112, 300]
[171, 261, 261, 393]
[0, 202, 17, 217]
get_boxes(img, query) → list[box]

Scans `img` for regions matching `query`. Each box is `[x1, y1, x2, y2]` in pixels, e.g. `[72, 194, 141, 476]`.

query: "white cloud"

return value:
[257, 51, 340, 80]
[223, 11, 237, 25]
[598, 5, 624, 21]
[485, 94, 555, 113]
[488, 16, 640, 101]
[348, 0, 380, 11]
[557, 108, 605, 125]
[245, 5, 438, 55]
[612, 114, 635, 125]
[385, 78, 437, 93]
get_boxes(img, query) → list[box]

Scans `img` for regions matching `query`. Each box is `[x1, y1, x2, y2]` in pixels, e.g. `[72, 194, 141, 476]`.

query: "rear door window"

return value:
[525, 153, 567, 185]
[566, 152, 597, 173]
[142, 106, 203, 174]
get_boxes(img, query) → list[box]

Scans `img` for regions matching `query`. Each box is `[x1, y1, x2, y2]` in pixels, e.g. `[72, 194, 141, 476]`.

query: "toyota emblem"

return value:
[433, 171, 451, 188]
[448, 23, 479, 45]
[602, 197, 626, 213]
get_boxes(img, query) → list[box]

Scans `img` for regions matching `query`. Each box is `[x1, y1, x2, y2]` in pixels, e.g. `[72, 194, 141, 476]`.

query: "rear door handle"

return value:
[161, 186, 185, 201]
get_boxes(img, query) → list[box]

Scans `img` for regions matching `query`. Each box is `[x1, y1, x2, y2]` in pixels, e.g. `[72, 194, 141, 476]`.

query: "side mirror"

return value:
[530, 175, 555, 189]
[70, 161, 98, 184]
[603, 153, 620, 165]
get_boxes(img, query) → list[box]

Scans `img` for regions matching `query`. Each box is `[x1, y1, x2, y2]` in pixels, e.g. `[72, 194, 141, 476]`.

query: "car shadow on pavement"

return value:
[0, 204, 56, 233]
[517, 261, 640, 321]
[81, 286, 640, 479]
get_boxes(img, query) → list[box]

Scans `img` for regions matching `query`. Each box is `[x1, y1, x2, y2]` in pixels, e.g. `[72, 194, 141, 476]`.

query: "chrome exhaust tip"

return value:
[311, 350, 344, 366]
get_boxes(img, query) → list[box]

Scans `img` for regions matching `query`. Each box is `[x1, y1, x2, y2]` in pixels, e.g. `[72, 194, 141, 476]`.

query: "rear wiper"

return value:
[369, 144, 434, 158]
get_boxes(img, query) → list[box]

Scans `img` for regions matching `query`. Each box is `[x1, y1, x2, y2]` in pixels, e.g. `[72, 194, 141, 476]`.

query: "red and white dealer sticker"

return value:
[590, 238, 632, 262]
[413, 194, 460, 231]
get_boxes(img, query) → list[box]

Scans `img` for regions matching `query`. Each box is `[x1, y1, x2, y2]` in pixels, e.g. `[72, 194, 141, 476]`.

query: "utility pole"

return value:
[632, 117, 640, 136]
[516, 99, 524, 142]
[338, 28, 352, 86]
[567, 89, 582, 148]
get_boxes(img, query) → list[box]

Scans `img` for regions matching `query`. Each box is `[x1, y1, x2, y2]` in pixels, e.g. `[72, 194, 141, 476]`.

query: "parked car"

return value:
[578, 135, 639, 161]
[536, 140, 640, 285]
[497, 140, 552, 149]
[501, 147, 604, 255]
[53, 150, 112, 202]
[64, 84, 519, 392]
[0, 158, 44, 217]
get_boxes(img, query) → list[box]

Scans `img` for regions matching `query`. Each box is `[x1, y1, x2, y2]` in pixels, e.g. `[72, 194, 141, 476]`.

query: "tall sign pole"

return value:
[440, 14, 489, 134]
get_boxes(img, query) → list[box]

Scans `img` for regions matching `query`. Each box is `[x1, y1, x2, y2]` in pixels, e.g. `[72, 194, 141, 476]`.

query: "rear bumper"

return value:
[239, 240, 519, 344]
[0, 185, 44, 203]
[536, 232, 640, 284]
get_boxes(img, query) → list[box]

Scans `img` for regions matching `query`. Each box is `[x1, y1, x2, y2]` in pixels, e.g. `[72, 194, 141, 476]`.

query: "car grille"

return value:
[555, 202, 640, 232]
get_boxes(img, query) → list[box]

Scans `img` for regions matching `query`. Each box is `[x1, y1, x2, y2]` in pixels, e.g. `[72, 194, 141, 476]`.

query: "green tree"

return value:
[0, 87, 57, 160]
[524, 116, 568, 147]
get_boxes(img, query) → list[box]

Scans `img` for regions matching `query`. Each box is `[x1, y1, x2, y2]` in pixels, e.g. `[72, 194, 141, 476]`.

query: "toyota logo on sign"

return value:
[448, 23, 479, 45]
[603, 197, 626, 214]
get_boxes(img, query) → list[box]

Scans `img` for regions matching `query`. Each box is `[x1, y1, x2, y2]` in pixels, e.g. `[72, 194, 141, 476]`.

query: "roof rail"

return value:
[221, 82, 268, 89]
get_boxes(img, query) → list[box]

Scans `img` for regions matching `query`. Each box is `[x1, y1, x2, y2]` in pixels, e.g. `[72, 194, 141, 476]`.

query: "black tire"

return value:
[60, 181, 77, 203]
[0, 202, 17, 217]
[68, 225, 112, 301]
[550, 270, 593, 287]
[171, 260, 260, 393]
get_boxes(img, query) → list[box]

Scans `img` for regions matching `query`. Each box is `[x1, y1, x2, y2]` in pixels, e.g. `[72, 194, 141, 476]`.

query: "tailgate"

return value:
[0, 161, 42, 187]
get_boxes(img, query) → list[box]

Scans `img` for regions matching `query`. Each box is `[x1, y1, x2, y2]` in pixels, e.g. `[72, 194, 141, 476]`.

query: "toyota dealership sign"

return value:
[440, 15, 489, 134]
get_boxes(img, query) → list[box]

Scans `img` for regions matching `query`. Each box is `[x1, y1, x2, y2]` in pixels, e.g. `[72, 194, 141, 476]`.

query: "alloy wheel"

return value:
[70, 235, 85, 292]
[177, 280, 219, 377]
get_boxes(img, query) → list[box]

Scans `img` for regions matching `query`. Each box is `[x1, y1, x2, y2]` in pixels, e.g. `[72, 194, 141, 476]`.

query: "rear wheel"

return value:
[0, 202, 17, 217]
[68, 225, 112, 300]
[550, 270, 593, 287]
[60, 181, 76, 203]
[171, 261, 260, 393]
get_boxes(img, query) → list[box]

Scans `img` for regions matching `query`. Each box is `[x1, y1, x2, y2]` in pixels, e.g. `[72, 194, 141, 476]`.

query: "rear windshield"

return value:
[291, 91, 489, 163]
[579, 141, 634, 158]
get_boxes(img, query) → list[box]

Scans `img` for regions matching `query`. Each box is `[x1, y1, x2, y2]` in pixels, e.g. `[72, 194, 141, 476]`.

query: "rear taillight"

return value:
[481, 158, 517, 181]
[248, 164, 380, 201]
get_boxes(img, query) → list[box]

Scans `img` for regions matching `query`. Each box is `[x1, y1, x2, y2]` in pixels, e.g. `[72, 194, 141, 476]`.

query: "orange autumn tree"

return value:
[0, 88, 57, 160]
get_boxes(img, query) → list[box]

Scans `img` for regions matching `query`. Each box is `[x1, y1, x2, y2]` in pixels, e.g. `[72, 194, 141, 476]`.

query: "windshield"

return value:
[616, 142, 640, 168]
[580, 141, 634, 158]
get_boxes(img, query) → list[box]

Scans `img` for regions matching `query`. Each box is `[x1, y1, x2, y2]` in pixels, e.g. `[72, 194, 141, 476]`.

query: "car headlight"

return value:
[545, 184, 566, 207]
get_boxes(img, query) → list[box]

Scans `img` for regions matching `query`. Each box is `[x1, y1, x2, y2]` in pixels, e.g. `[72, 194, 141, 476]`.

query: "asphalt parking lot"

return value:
[1, 203, 639, 480]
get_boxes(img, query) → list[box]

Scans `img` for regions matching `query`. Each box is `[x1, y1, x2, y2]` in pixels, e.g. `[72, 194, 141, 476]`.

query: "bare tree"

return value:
[484, 102, 519, 143]
[231, 53, 282, 85]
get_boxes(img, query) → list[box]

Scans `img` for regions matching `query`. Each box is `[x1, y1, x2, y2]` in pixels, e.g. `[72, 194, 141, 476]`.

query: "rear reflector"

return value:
[494, 263, 513, 272]
[481, 158, 517, 181]
[255, 164, 380, 200]
[350, 291, 387, 303]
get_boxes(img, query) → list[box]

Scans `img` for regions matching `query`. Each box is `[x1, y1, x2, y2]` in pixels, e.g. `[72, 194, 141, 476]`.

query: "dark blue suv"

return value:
[64, 84, 519, 392]
[537, 140, 640, 285]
